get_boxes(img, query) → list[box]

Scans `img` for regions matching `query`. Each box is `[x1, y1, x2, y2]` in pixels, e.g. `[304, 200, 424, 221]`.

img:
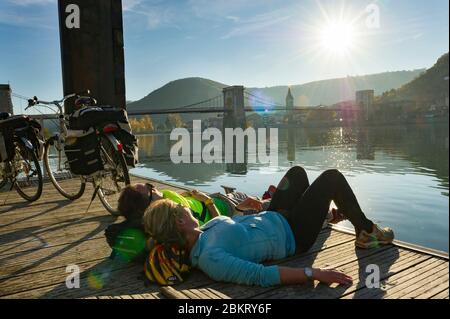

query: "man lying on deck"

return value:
[143, 167, 395, 287]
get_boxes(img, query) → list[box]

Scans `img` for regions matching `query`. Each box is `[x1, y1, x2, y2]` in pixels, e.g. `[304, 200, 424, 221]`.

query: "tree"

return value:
[140, 115, 154, 132]
[129, 115, 154, 133]
[165, 114, 185, 130]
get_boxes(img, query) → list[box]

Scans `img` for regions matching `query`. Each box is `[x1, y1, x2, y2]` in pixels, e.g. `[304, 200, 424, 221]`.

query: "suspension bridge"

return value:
[9, 87, 353, 124]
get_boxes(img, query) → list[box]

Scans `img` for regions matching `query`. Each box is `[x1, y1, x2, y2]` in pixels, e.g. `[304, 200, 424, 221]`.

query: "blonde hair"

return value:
[143, 199, 186, 246]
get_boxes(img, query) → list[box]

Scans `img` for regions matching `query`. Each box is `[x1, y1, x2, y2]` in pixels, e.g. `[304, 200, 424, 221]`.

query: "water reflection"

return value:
[132, 123, 449, 251]
[135, 124, 449, 194]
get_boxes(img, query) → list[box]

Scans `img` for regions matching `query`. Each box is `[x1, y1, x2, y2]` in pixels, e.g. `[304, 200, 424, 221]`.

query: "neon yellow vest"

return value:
[161, 190, 229, 226]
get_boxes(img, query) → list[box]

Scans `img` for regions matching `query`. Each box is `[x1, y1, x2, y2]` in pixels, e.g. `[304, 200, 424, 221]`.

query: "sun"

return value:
[319, 21, 357, 55]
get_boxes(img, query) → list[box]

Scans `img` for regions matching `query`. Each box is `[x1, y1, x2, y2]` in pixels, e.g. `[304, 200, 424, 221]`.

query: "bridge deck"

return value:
[0, 176, 448, 299]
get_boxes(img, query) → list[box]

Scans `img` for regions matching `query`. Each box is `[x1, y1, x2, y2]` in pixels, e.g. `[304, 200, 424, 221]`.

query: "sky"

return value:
[0, 0, 449, 111]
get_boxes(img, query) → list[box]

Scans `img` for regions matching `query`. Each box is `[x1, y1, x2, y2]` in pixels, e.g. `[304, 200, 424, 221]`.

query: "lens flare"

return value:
[320, 21, 356, 55]
[112, 228, 147, 263]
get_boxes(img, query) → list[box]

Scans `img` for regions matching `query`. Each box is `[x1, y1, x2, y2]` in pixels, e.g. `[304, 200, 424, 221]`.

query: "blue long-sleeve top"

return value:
[189, 211, 296, 287]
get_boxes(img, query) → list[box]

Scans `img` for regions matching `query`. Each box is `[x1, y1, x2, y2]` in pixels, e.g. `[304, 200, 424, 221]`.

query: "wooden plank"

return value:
[204, 288, 231, 299]
[1, 261, 213, 299]
[430, 289, 449, 299]
[259, 248, 429, 299]
[327, 250, 431, 299]
[414, 276, 450, 299]
[256, 246, 409, 299]
[0, 237, 113, 279]
[203, 241, 392, 299]
[0, 208, 112, 233]
[160, 286, 190, 299]
[186, 289, 213, 299]
[342, 257, 446, 299]
[391, 266, 449, 299]
[1, 175, 448, 300]
[0, 200, 107, 221]
[181, 289, 201, 299]
[382, 259, 448, 299]
[0, 221, 112, 256]
[332, 225, 449, 260]
[2, 263, 158, 299]
[0, 253, 148, 297]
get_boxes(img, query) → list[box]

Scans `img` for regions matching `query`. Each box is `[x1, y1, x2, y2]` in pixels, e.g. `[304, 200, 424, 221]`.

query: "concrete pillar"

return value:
[58, 0, 126, 114]
[223, 86, 246, 130]
[0, 84, 14, 114]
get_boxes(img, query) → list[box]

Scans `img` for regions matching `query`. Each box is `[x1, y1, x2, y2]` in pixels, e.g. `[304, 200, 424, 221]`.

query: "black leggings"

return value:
[268, 166, 373, 253]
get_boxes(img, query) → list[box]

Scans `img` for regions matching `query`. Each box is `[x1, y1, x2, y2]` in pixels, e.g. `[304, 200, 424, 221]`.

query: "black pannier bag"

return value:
[64, 128, 104, 176]
[68, 106, 139, 167]
[115, 121, 139, 167]
[28, 118, 45, 160]
[68, 106, 128, 131]
[0, 115, 32, 162]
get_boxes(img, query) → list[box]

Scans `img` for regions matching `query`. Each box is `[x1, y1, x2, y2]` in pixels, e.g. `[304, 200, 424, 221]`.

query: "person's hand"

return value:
[236, 197, 263, 211]
[189, 190, 212, 203]
[313, 268, 353, 285]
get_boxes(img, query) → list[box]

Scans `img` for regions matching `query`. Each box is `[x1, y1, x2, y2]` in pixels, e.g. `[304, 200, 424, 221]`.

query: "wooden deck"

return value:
[0, 175, 448, 299]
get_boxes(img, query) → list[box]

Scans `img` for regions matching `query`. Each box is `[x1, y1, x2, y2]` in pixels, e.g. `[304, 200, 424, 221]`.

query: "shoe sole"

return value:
[355, 239, 393, 249]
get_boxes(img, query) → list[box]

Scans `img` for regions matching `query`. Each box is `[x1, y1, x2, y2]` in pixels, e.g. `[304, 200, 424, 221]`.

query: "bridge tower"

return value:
[356, 90, 375, 122]
[223, 86, 246, 130]
[57, 0, 126, 114]
[0, 84, 14, 115]
[223, 86, 247, 174]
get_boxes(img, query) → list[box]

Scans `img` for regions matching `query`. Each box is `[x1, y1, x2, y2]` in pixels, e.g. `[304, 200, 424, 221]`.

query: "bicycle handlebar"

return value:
[25, 89, 91, 111]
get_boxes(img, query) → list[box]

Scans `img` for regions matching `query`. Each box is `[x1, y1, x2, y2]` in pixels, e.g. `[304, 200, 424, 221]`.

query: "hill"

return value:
[127, 78, 226, 111]
[127, 70, 424, 112]
[379, 53, 449, 105]
[249, 70, 425, 106]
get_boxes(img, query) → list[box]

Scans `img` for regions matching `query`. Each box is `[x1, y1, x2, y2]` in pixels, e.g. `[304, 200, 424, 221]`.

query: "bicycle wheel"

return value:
[43, 137, 86, 200]
[97, 135, 130, 216]
[13, 141, 43, 202]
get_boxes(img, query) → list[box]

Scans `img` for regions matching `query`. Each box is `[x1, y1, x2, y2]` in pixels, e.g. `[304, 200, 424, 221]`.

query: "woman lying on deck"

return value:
[143, 167, 395, 287]
[107, 168, 345, 249]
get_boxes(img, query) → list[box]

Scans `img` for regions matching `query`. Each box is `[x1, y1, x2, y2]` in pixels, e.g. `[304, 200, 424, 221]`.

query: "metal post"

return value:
[58, 0, 126, 114]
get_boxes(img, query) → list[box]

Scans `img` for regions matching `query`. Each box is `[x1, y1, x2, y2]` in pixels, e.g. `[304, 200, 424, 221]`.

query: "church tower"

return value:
[286, 87, 294, 110]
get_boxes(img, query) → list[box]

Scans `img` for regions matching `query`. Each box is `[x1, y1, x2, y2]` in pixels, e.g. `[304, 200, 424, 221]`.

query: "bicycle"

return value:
[0, 113, 44, 202]
[27, 92, 131, 215]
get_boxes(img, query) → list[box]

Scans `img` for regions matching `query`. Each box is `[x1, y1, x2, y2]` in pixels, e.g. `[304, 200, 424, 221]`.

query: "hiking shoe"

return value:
[355, 224, 395, 249]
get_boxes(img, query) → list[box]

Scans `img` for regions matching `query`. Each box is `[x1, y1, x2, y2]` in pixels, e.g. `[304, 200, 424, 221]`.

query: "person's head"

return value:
[143, 199, 199, 247]
[118, 183, 162, 220]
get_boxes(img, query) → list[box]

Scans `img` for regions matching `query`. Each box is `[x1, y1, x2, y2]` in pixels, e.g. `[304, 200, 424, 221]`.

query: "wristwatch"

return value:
[204, 198, 214, 206]
[304, 267, 314, 281]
